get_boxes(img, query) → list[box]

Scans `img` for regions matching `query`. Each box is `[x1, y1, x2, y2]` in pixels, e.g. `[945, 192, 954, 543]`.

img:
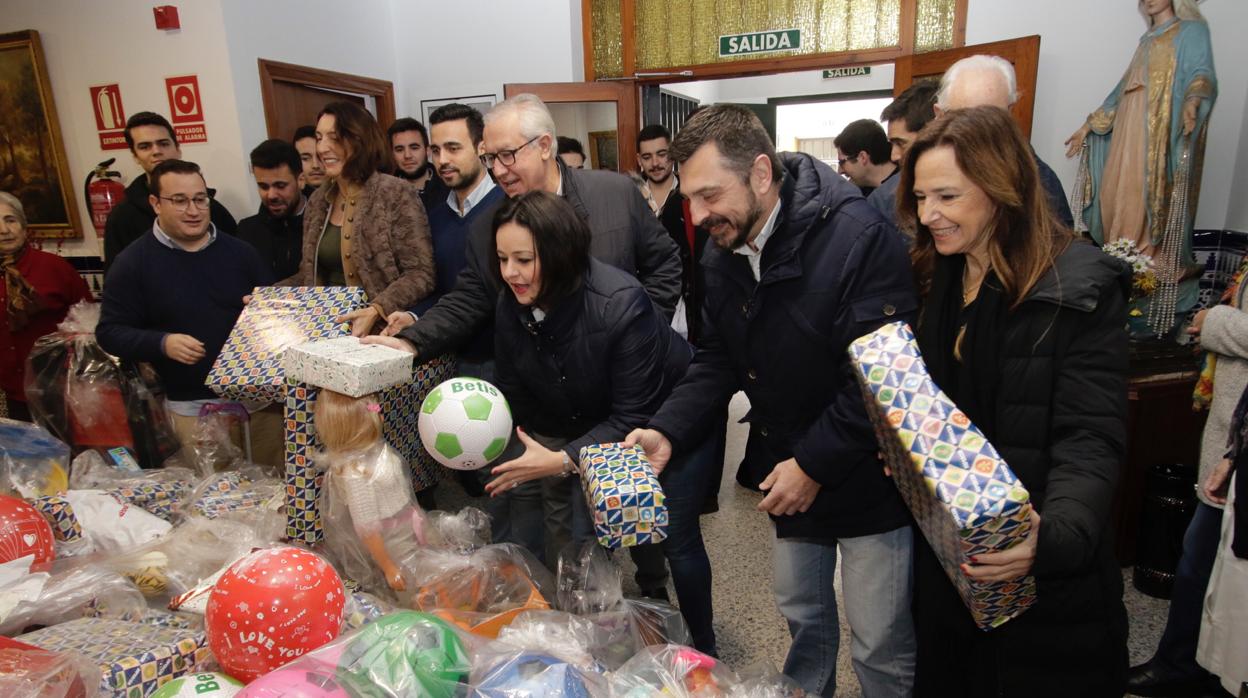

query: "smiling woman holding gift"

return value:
[898, 106, 1131, 696]
[279, 101, 435, 337]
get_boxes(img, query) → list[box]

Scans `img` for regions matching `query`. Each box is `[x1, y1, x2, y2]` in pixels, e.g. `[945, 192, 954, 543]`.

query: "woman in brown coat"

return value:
[281, 101, 434, 336]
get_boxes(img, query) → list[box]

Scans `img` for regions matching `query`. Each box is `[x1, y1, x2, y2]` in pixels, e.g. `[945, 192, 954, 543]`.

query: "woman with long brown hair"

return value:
[897, 106, 1130, 696]
[282, 101, 435, 336]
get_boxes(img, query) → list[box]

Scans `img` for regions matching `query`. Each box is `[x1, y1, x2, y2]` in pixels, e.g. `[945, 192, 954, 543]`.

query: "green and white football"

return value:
[418, 377, 512, 470]
[150, 672, 243, 698]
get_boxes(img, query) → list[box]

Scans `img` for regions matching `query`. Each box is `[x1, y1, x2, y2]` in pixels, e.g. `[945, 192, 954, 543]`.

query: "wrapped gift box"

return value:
[206, 286, 365, 405]
[849, 321, 1036, 630]
[284, 356, 455, 544]
[284, 336, 413, 397]
[189, 471, 281, 519]
[18, 618, 213, 697]
[578, 444, 668, 550]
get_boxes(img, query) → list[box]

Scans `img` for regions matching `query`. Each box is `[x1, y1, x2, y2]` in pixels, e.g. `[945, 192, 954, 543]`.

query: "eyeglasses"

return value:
[160, 194, 212, 212]
[480, 135, 541, 169]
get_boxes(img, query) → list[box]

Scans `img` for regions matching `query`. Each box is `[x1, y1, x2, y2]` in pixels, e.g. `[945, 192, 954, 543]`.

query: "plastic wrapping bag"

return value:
[150, 515, 280, 605]
[0, 564, 147, 636]
[238, 610, 473, 698]
[411, 543, 553, 639]
[183, 467, 283, 524]
[0, 635, 102, 698]
[726, 664, 805, 698]
[28, 490, 171, 558]
[0, 419, 71, 498]
[471, 649, 607, 697]
[25, 302, 180, 468]
[609, 645, 739, 697]
[494, 610, 606, 673]
[341, 589, 395, 633]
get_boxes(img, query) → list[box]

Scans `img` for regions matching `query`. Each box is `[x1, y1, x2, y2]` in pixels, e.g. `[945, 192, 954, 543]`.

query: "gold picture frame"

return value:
[587, 130, 618, 172]
[0, 30, 82, 240]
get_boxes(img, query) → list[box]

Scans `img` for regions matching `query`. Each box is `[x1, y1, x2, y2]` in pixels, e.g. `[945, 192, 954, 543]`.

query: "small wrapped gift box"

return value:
[578, 444, 668, 550]
[17, 618, 213, 697]
[284, 336, 413, 397]
[207, 286, 365, 405]
[849, 321, 1036, 630]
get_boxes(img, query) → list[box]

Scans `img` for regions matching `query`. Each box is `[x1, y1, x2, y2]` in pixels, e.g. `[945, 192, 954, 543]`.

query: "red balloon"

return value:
[0, 495, 55, 568]
[205, 547, 346, 683]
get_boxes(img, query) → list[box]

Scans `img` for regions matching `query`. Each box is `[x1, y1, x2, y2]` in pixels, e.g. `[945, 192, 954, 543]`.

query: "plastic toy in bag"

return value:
[237, 657, 352, 698]
[0, 635, 101, 698]
[149, 671, 243, 697]
[472, 651, 603, 698]
[494, 610, 606, 673]
[334, 610, 470, 698]
[609, 645, 738, 697]
[0, 419, 70, 498]
[725, 664, 805, 698]
[0, 563, 148, 636]
[411, 543, 553, 639]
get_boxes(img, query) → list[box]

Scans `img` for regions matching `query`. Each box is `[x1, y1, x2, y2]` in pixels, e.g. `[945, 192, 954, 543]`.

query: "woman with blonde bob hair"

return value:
[897, 106, 1132, 696]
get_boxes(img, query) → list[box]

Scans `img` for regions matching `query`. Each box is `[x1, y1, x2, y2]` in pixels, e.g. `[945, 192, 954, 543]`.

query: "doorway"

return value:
[258, 59, 396, 142]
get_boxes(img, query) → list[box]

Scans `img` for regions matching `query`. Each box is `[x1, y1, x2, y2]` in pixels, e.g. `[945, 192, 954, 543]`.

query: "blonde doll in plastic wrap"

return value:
[313, 389, 427, 599]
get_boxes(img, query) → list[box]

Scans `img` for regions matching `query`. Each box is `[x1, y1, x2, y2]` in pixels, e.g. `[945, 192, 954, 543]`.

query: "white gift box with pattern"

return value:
[283, 337, 413, 397]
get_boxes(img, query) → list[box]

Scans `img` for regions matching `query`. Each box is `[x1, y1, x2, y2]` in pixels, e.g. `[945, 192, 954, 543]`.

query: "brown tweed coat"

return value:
[281, 171, 434, 316]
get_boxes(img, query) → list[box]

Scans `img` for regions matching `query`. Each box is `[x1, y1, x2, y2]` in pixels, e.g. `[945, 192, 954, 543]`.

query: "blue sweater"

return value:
[97, 231, 273, 401]
[413, 185, 504, 359]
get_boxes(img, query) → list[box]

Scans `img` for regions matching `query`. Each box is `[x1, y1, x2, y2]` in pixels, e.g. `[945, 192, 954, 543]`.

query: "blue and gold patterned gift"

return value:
[849, 321, 1036, 630]
[578, 443, 668, 550]
[18, 618, 213, 697]
[207, 286, 365, 405]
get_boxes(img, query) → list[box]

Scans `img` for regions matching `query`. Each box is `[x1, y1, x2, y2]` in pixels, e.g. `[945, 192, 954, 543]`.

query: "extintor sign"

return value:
[89, 84, 128, 150]
[165, 75, 208, 143]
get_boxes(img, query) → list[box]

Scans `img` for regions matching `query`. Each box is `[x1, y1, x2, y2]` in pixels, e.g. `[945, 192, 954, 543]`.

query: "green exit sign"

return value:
[718, 29, 801, 58]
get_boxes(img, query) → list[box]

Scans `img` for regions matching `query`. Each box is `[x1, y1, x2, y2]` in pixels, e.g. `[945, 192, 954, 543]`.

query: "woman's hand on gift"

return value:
[486, 427, 563, 496]
[623, 428, 672, 475]
[360, 335, 417, 355]
[757, 458, 821, 516]
[338, 306, 382, 337]
[963, 509, 1041, 583]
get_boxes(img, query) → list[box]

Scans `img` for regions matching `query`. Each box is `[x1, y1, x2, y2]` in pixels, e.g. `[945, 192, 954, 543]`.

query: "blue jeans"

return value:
[1152, 501, 1223, 677]
[570, 435, 719, 655]
[773, 526, 915, 698]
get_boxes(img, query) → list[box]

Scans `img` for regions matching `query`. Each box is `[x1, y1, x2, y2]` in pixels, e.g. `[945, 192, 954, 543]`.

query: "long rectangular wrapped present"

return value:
[207, 286, 365, 404]
[848, 321, 1036, 630]
[578, 443, 668, 550]
[17, 618, 213, 697]
[283, 336, 413, 397]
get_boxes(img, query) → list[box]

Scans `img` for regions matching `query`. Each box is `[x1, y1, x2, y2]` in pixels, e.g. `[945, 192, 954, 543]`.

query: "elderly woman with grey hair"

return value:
[0, 192, 92, 420]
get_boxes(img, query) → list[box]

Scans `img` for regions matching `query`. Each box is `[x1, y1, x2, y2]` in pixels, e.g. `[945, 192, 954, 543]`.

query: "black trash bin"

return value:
[1133, 462, 1199, 599]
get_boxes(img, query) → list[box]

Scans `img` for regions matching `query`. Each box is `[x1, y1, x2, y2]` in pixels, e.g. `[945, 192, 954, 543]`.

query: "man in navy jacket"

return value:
[626, 105, 918, 697]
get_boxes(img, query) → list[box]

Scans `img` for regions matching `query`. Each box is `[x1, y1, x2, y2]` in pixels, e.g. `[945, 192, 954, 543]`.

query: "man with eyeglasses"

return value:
[98, 159, 272, 451]
[103, 111, 236, 273]
[369, 93, 680, 572]
[833, 119, 897, 199]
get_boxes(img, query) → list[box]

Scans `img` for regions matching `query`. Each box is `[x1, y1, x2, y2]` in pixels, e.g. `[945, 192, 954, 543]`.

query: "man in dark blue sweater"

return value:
[98, 159, 273, 459]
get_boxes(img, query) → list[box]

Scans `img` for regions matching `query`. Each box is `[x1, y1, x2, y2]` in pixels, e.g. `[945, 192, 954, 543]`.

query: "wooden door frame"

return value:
[257, 59, 396, 139]
[584, 0, 967, 84]
[504, 81, 639, 172]
[893, 34, 1040, 138]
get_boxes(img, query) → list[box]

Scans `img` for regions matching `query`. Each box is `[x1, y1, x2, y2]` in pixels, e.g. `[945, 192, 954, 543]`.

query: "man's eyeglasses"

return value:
[480, 135, 541, 169]
[159, 194, 212, 213]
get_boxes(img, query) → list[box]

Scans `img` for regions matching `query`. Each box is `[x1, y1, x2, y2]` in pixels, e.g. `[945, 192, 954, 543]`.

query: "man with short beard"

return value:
[625, 105, 918, 697]
[388, 117, 449, 210]
[236, 139, 306, 280]
[292, 125, 326, 198]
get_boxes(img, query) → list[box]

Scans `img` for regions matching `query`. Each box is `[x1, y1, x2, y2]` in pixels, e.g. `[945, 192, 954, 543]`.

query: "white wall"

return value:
[1, 0, 246, 257]
[965, 0, 1248, 231]
[1228, 102, 1248, 231]
[669, 64, 895, 105]
[219, 0, 401, 212]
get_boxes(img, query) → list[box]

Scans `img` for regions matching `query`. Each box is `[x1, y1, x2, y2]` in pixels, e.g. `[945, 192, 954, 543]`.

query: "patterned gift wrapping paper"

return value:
[190, 472, 280, 519]
[849, 321, 1036, 630]
[206, 287, 365, 405]
[29, 494, 83, 542]
[578, 443, 668, 550]
[18, 618, 213, 697]
[284, 356, 455, 544]
[107, 480, 193, 521]
[284, 336, 413, 397]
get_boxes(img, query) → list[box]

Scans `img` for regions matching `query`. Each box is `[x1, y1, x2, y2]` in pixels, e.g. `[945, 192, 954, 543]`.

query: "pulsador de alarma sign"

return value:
[719, 29, 802, 58]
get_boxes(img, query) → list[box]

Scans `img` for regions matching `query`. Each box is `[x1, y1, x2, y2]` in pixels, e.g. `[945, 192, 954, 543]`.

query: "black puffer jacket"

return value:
[494, 259, 691, 464]
[913, 241, 1131, 697]
[648, 152, 916, 539]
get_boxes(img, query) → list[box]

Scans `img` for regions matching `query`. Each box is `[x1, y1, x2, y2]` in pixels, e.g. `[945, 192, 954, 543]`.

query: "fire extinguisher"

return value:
[83, 158, 125, 239]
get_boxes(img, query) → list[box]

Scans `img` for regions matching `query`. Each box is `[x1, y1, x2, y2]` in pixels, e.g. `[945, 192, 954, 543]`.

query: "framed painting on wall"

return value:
[419, 94, 497, 126]
[0, 30, 82, 240]
[588, 130, 618, 172]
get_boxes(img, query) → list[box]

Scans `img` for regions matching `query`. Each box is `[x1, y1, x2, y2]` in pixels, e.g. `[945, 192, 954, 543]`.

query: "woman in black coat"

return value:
[483, 191, 717, 654]
[897, 106, 1130, 696]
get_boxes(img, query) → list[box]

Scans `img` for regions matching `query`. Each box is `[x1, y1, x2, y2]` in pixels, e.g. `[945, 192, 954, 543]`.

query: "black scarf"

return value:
[915, 254, 1009, 438]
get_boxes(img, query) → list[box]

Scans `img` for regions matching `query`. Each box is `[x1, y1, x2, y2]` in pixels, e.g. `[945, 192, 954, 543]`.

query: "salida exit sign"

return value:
[719, 29, 801, 57]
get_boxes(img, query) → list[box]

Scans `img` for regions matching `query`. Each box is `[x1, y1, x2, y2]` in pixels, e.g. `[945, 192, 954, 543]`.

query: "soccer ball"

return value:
[151, 672, 243, 698]
[418, 377, 512, 470]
